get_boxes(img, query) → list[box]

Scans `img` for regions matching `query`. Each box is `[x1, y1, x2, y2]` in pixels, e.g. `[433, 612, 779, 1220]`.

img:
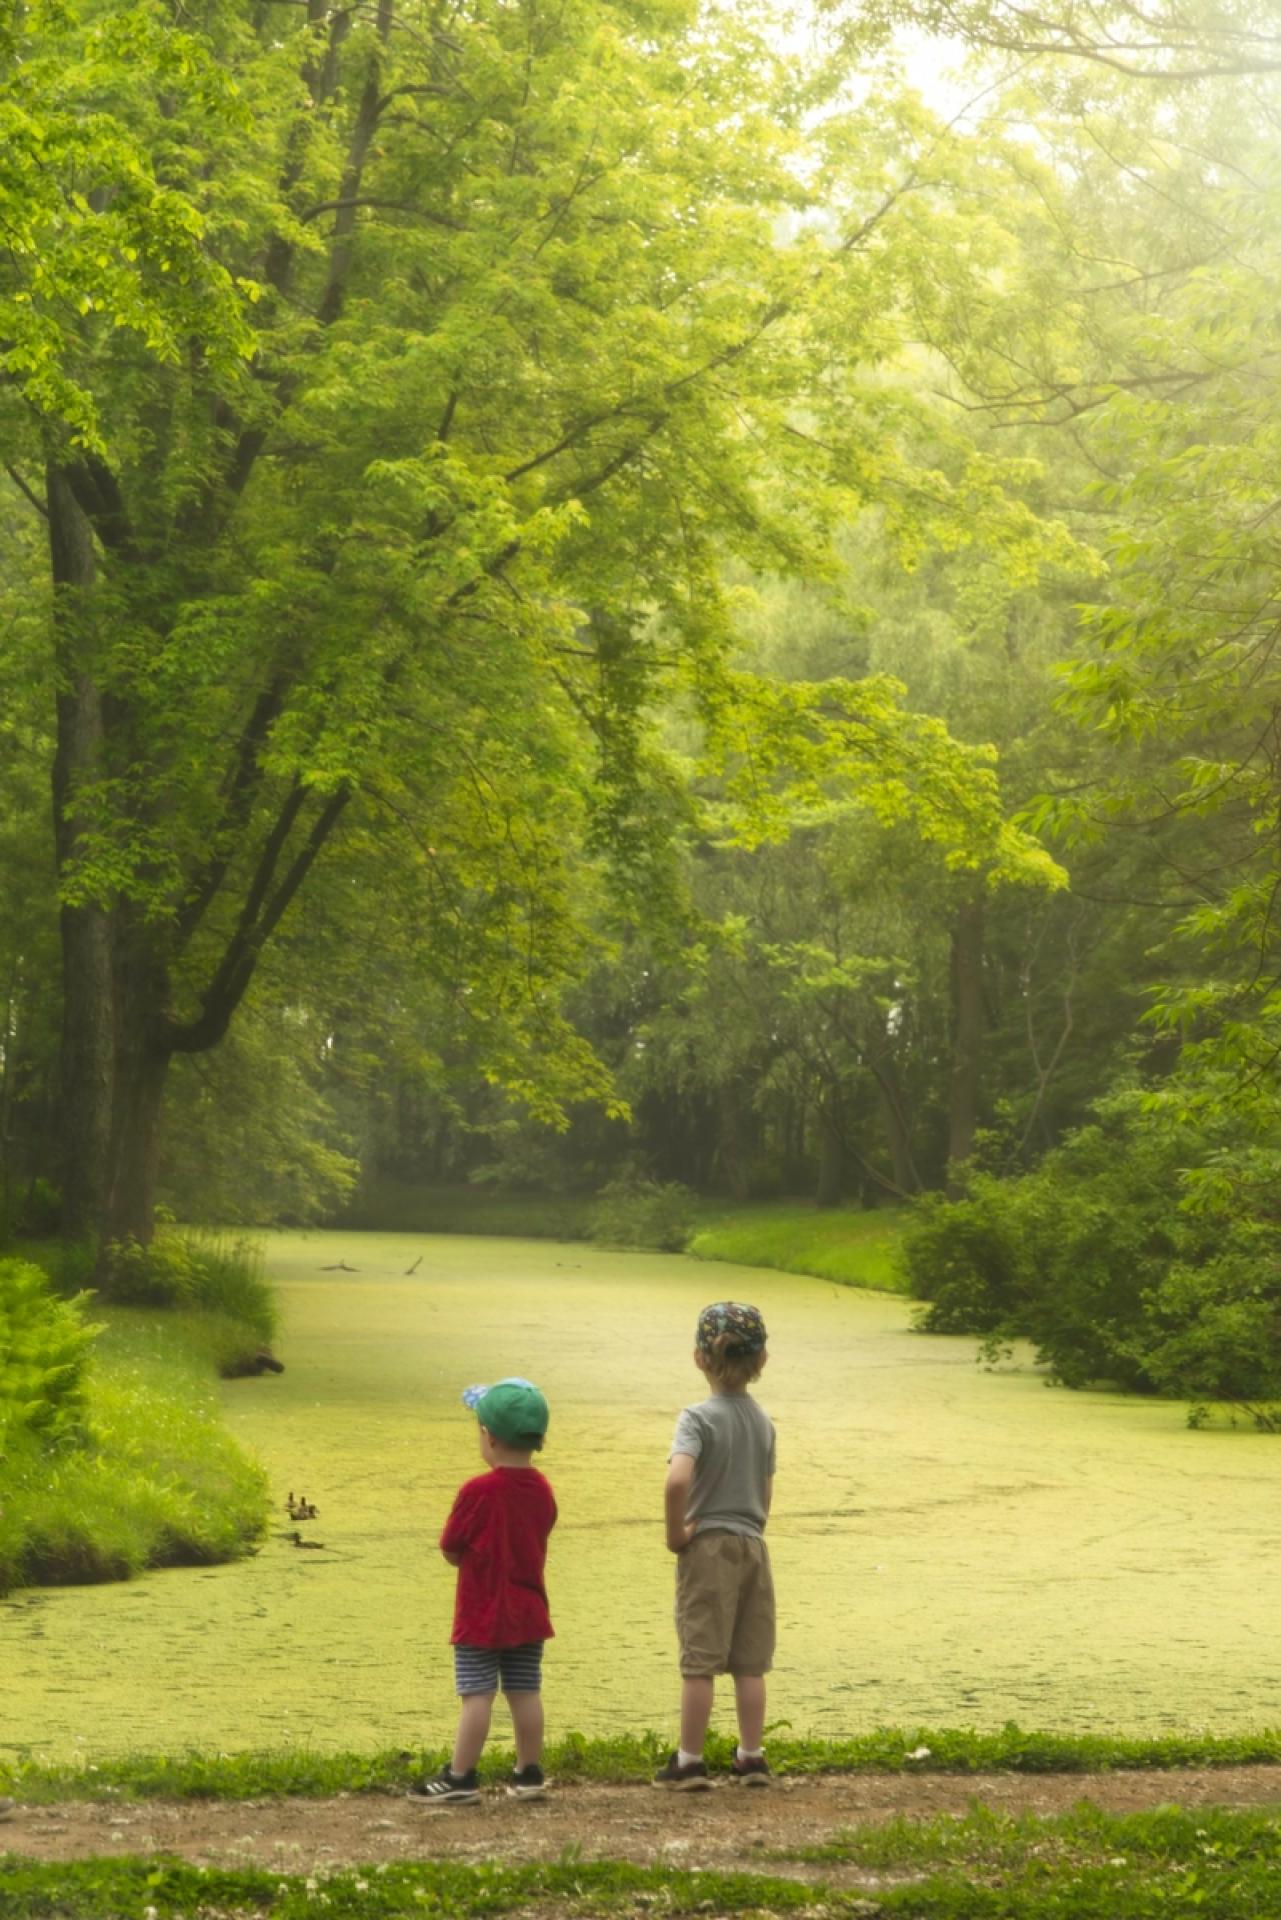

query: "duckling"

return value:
[288, 1530, 327, 1550]
[287, 1494, 319, 1520]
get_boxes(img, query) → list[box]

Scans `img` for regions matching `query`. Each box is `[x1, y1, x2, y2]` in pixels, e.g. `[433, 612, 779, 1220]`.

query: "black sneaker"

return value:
[406, 1766, 480, 1804]
[731, 1753, 770, 1787]
[653, 1752, 711, 1791]
[507, 1763, 547, 1800]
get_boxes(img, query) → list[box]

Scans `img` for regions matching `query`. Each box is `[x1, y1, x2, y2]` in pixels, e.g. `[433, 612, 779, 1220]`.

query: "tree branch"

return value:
[168, 785, 352, 1052]
[173, 678, 291, 948]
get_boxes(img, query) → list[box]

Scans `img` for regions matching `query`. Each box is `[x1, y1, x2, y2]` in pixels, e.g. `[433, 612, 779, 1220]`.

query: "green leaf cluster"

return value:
[0, 1257, 97, 1446]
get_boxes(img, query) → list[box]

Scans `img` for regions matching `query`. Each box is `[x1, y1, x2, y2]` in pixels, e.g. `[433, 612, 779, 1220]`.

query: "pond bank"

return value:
[339, 1186, 908, 1293]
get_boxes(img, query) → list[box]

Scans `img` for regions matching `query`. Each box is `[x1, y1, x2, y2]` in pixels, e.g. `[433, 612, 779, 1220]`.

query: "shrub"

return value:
[897, 1185, 1029, 1334]
[1138, 1231, 1281, 1425]
[0, 1258, 98, 1447]
[589, 1175, 697, 1251]
[900, 1091, 1281, 1412]
[97, 1232, 275, 1346]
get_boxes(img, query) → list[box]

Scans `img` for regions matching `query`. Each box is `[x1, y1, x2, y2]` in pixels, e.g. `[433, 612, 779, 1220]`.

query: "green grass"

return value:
[0, 1307, 268, 1592]
[13, 1810, 1281, 1920]
[6, 1725, 1281, 1804]
[765, 1803, 1281, 1917]
[772, 1800, 1281, 1870]
[689, 1202, 908, 1293]
[0, 1859, 843, 1920]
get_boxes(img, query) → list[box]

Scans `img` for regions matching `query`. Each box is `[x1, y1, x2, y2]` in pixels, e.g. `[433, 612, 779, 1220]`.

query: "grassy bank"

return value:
[1, 1223, 275, 1590]
[12, 1804, 1281, 1920]
[6, 1725, 1281, 1803]
[689, 1202, 907, 1293]
[0, 1308, 269, 1591]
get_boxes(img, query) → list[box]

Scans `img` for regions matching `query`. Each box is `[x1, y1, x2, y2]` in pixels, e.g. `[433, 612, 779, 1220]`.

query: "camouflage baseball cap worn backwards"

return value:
[696, 1301, 767, 1358]
[461, 1376, 549, 1446]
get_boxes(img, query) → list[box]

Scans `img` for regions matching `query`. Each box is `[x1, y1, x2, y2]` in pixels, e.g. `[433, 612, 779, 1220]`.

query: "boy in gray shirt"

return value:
[655, 1301, 776, 1790]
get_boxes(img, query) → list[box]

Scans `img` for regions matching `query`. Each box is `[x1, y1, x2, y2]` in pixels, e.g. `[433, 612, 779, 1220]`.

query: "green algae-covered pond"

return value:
[6, 1232, 1281, 1762]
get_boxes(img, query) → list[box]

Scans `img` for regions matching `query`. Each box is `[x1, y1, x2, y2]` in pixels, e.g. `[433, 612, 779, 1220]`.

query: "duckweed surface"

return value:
[5, 1232, 1281, 1761]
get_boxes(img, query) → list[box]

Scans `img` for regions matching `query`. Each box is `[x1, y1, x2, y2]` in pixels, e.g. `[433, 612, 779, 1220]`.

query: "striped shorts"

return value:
[453, 1640, 544, 1695]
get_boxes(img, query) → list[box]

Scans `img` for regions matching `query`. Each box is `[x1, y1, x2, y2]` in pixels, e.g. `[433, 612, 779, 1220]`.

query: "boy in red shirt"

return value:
[409, 1377, 556, 1804]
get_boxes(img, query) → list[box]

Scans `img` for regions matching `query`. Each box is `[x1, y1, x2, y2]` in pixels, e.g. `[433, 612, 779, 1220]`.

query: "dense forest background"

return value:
[3, 0, 1280, 1329]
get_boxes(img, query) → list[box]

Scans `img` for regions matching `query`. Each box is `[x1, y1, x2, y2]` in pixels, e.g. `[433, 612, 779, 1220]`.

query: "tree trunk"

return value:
[47, 464, 115, 1239]
[872, 1055, 919, 1195]
[103, 926, 173, 1246]
[815, 1096, 844, 1208]
[103, 1041, 171, 1246]
[947, 891, 985, 1194]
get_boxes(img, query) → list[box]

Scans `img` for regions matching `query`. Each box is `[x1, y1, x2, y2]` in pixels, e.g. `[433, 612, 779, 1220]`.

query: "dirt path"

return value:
[6, 1769, 1281, 1881]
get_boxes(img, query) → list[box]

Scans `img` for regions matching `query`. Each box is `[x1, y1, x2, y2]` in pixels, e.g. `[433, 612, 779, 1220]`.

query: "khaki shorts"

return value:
[675, 1529, 775, 1677]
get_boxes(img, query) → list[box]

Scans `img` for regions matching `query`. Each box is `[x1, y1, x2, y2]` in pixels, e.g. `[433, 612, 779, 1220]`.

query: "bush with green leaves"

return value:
[590, 1175, 697, 1252]
[900, 1092, 1281, 1417]
[0, 1257, 98, 1447]
[896, 1184, 1030, 1335]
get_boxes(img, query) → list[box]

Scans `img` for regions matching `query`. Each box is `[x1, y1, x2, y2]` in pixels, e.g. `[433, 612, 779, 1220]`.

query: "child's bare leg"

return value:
[679, 1675, 715, 1756]
[506, 1689, 544, 1770]
[733, 1674, 766, 1752]
[452, 1691, 495, 1775]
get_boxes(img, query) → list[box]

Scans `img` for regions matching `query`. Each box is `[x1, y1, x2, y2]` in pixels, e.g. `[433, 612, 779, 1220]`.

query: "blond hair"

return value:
[701, 1336, 767, 1394]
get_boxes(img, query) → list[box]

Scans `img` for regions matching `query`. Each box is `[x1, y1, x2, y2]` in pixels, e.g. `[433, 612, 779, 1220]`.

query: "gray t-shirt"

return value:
[670, 1392, 776, 1539]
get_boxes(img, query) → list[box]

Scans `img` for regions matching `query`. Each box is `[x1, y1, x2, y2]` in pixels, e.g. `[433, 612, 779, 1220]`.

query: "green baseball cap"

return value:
[461, 1376, 549, 1447]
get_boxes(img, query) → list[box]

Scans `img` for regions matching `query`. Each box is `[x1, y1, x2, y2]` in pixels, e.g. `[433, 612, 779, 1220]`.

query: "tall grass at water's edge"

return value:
[6, 1725, 1281, 1803]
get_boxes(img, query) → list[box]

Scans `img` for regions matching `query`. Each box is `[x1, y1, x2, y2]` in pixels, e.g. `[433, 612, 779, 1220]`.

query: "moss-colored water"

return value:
[5, 1233, 1281, 1762]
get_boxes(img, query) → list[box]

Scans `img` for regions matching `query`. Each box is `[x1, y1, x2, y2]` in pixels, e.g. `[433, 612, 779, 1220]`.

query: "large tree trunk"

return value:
[47, 464, 115, 1239]
[103, 926, 173, 1246]
[103, 1043, 171, 1246]
[947, 891, 985, 1194]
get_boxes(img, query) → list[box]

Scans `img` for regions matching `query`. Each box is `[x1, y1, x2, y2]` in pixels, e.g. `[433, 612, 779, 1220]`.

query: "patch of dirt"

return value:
[5, 1769, 1281, 1881]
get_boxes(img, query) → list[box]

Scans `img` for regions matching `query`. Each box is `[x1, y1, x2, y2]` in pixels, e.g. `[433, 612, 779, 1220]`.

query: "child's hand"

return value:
[666, 1521, 695, 1554]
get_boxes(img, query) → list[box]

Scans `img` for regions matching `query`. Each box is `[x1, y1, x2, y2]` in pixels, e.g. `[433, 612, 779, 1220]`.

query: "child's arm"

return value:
[440, 1485, 477, 1566]
[665, 1452, 696, 1554]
